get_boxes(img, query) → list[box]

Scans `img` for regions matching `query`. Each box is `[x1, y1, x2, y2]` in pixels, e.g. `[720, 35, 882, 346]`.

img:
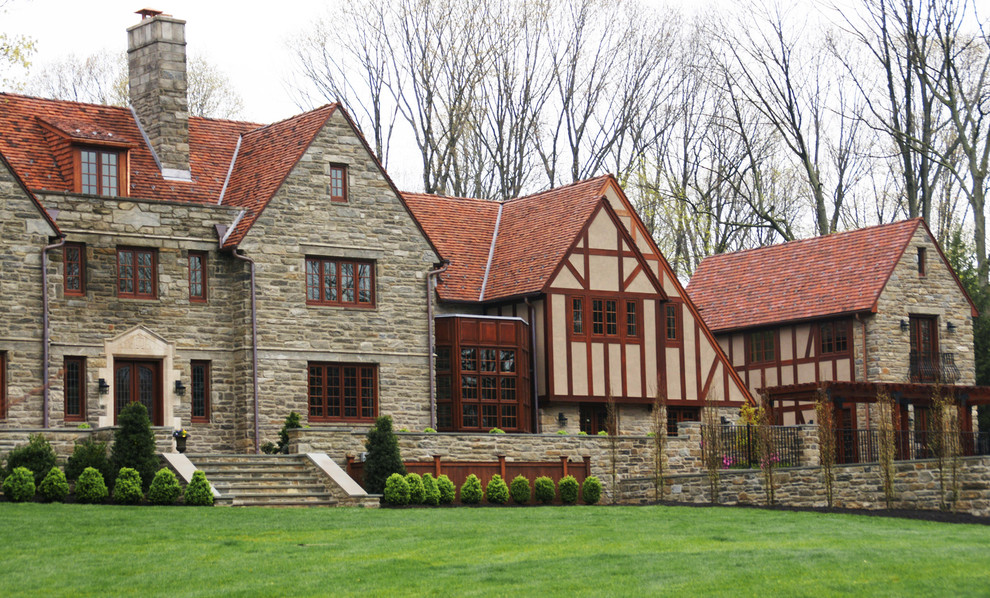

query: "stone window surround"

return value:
[63, 356, 86, 422]
[307, 362, 378, 423]
[190, 360, 210, 423]
[96, 326, 182, 430]
[305, 256, 376, 308]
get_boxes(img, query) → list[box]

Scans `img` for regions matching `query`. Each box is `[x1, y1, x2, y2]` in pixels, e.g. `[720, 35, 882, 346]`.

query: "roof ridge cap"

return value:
[503, 174, 612, 204]
[241, 103, 338, 137]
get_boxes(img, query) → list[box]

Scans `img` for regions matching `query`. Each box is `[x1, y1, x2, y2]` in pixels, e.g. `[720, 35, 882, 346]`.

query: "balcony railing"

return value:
[909, 351, 959, 383]
[835, 429, 990, 464]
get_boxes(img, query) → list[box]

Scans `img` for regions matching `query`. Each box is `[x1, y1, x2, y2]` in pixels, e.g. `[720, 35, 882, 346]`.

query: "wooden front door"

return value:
[114, 360, 162, 425]
[835, 404, 858, 464]
[909, 315, 938, 382]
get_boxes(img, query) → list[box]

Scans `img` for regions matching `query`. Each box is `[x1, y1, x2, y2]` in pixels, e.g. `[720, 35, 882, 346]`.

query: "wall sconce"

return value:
[98, 378, 109, 395]
[947, 321, 957, 333]
[557, 412, 568, 426]
[174, 380, 186, 396]
[900, 319, 909, 332]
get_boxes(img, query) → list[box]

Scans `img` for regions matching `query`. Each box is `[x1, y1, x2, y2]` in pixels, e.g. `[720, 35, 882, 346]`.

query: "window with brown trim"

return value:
[918, 247, 927, 276]
[626, 300, 638, 337]
[308, 363, 377, 422]
[191, 361, 210, 422]
[569, 295, 640, 340]
[665, 303, 680, 342]
[667, 406, 701, 436]
[571, 297, 584, 334]
[436, 347, 453, 429]
[1, 352, 7, 419]
[63, 357, 86, 422]
[305, 257, 375, 307]
[188, 251, 207, 303]
[329, 165, 348, 202]
[820, 321, 849, 355]
[456, 346, 519, 431]
[116, 248, 157, 299]
[748, 330, 775, 363]
[63, 243, 86, 296]
[77, 148, 123, 197]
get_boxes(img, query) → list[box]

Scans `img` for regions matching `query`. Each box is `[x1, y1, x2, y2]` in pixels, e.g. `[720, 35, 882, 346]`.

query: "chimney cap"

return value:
[136, 8, 166, 19]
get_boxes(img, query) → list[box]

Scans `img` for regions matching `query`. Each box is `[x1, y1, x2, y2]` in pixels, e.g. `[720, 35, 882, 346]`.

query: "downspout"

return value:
[855, 313, 870, 429]
[426, 260, 450, 429]
[41, 237, 66, 428]
[525, 297, 540, 433]
[232, 250, 260, 453]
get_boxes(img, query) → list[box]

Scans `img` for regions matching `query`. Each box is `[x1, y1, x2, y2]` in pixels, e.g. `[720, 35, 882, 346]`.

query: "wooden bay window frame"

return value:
[63, 356, 86, 422]
[63, 242, 86, 296]
[116, 247, 157, 299]
[305, 257, 375, 307]
[308, 362, 378, 423]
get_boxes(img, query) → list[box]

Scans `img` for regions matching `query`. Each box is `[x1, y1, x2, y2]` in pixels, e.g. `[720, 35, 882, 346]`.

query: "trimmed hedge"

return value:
[405, 473, 425, 504]
[485, 474, 509, 504]
[460, 474, 482, 504]
[559, 475, 579, 504]
[422, 473, 440, 506]
[148, 468, 183, 505]
[534, 476, 555, 504]
[5, 434, 56, 485]
[510, 475, 531, 504]
[2, 467, 36, 502]
[582, 476, 602, 505]
[75, 467, 108, 504]
[38, 467, 69, 503]
[113, 468, 144, 505]
[65, 438, 113, 483]
[383, 473, 411, 506]
[184, 471, 214, 506]
[437, 475, 456, 504]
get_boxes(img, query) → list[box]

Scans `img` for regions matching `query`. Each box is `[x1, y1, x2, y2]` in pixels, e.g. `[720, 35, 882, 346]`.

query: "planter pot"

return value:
[174, 436, 187, 453]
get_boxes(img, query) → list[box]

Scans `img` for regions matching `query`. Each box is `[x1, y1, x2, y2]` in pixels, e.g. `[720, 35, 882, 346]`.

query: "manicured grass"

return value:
[1, 503, 987, 597]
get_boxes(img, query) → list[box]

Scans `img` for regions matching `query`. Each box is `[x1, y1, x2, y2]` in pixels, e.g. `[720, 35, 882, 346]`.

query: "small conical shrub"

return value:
[184, 471, 214, 506]
[111, 402, 158, 491]
[38, 467, 69, 503]
[460, 474, 482, 504]
[363, 416, 406, 494]
[113, 467, 144, 505]
[582, 476, 602, 505]
[559, 475, 579, 504]
[437, 474, 456, 504]
[485, 474, 509, 504]
[2, 467, 35, 502]
[383, 473, 410, 506]
[510, 475, 531, 504]
[405, 473, 425, 504]
[534, 476, 555, 504]
[422, 473, 440, 506]
[148, 468, 182, 505]
[75, 467, 108, 504]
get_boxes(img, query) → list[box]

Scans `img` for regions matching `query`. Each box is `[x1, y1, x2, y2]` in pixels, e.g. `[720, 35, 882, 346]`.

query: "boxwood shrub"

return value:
[485, 474, 509, 504]
[582, 476, 602, 505]
[534, 476, 555, 504]
[510, 475, 530, 504]
[405, 473, 425, 504]
[113, 468, 144, 505]
[38, 467, 69, 503]
[383, 472, 410, 506]
[75, 466, 108, 504]
[436, 474, 456, 504]
[2, 466, 35, 502]
[559, 475, 579, 504]
[184, 471, 214, 506]
[148, 468, 182, 505]
[65, 438, 113, 483]
[422, 473, 440, 506]
[460, 474, 482, 504]
[5, 434, 56, 485]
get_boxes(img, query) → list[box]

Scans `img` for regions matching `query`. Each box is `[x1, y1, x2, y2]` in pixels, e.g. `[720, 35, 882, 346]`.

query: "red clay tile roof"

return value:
[0, 149, 60, 236]
[686, 219, 925, 332]
[403, 176, 611, 302]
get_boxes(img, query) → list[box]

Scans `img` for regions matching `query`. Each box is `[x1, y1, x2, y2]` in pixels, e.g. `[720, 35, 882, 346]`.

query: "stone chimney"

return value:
[127, 9, 191, 181]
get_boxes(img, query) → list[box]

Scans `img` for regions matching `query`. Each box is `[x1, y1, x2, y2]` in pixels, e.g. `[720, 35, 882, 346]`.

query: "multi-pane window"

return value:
[666, 304, 679, 341]
[436, 347, 453, 429]
[918, 247, 927, 276]
[308, 363, 377, 422]
[455, 346, 518, 431]
[626, 301, 638, 337]
[592, 299, 605, 335]
[571, 295, 640, 339]
[329, 165, 347, 202]
[820, 321, 849, 355]
[188, 252, 207, 303]
[63, 243, 86, 296]
[571, 298, 584, 334]
[80, 149, 120, 196]
[63, 357, 86, 421]
[305, 257, 375, 307]
[0, 352, 5, 419]
[191, 361, 210, 422]
[666, 407, 701, 436]
[116, 248, 156, 299]
[748, 330, 775, 363]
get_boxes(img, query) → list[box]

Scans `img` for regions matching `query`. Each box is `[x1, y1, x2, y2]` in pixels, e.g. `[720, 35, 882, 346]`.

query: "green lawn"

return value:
[1, 503, 987, 597]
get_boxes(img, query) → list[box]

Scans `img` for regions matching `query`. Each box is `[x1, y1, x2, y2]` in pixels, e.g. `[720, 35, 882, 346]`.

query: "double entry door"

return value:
[114, 360, 162, 426]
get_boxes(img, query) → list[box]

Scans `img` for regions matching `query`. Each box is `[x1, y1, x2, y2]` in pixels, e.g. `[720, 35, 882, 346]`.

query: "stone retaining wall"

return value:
[619, 457, 990, 517]
[0, 427, 175, 467]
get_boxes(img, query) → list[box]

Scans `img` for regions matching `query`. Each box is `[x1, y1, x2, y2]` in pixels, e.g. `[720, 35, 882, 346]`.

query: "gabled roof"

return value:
[0, 149, 60, 236]
[403, 176, 611, 302]
[686, 218, 973, 333]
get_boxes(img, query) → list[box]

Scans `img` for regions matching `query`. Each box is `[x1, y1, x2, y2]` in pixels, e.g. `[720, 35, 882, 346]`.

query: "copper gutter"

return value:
[232, 250, 260, 453]
[426, 259, 450, 429]
[41, 236, 66, 428]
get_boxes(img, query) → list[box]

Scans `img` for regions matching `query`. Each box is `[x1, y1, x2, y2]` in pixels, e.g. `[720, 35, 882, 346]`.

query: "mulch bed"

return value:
[652, 500, 990, 526]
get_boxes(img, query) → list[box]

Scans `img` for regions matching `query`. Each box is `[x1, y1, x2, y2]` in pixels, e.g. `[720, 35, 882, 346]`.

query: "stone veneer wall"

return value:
[0, 427, 176, 467]
[619, 457, 990, 518]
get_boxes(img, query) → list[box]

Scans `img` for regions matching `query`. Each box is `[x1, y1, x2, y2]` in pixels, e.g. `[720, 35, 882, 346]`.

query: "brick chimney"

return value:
[127, 9, 191, 181]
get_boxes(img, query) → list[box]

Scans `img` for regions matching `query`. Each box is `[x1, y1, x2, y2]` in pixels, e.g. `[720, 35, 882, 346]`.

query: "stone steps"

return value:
[183, 454, 340, 508]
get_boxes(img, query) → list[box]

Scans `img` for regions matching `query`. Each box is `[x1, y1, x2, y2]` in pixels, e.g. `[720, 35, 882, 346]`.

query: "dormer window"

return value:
[76, 148, 124, 197]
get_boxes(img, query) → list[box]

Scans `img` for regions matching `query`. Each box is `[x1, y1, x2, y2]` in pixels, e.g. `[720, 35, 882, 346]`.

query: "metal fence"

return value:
[835, 429, 990, 464]
[711, 425, 803, 469]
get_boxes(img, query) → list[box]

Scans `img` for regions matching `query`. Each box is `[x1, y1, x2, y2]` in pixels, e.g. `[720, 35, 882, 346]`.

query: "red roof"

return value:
[403, 176, 611, 302]
[687, 219, 926, 332]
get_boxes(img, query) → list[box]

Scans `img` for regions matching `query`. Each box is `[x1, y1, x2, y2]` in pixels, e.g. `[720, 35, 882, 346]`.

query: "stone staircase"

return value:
[184, 454, 344, 507]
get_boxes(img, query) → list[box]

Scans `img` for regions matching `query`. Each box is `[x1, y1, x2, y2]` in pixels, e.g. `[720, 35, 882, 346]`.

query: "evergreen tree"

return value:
[110, 402, 159, 491]
[363, 415, 405, 494]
